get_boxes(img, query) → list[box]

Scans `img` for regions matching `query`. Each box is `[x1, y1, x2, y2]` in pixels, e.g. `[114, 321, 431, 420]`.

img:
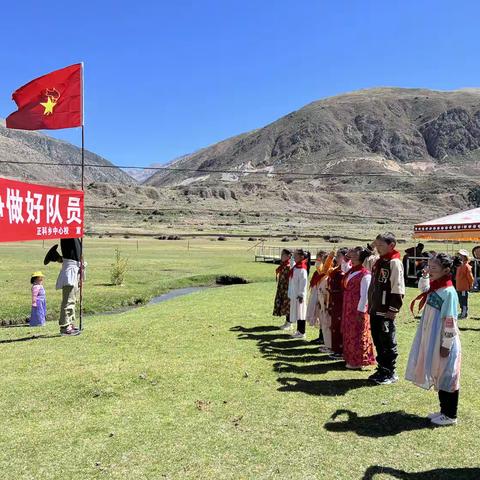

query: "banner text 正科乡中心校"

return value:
[0, 177, 84, 242]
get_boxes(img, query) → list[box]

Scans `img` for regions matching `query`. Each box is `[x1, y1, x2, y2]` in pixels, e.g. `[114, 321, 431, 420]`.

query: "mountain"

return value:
[0, 119, 136, 185]
[142, 87, 480, 222]
[146, 87, 480, 186]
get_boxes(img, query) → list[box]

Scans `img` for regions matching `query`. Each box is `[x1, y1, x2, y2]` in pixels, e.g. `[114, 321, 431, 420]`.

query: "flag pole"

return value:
[79, 62, 85, 331]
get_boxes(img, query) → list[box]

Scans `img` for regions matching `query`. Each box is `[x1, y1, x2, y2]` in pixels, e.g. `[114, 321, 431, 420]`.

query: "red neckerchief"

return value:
[410, 274, 453, 314]
[349, 263, 365, 274]
[381, 250, 401, 261]
[310, 270, 325, 288]
[275, 259, 290, 278]
[343, 264, 367, 288]
[289, 259, 308, 278]
[373, 249, 401, 272]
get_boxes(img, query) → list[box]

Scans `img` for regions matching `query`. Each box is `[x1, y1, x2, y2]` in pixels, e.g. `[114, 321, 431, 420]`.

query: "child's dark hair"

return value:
[337, 247, 349, 257]
[353, 246, 371, 263]
[316, 250, 327, 259]
[431, 252, 453, 270]
[376, 232, 397, 245]
[30, 276, 41, 285]
[281, 248, 292, 257]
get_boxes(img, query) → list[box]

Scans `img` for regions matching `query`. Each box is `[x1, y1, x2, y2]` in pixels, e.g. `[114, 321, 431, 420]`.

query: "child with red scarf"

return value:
[367, 232, 405, 385]
[342, 247, 376, 369]
[275, 249, 293, 330]
[288, 249, 310, 339]
[327, 247, 350, 359]
[306, 251, 327, 330]
[406, 253, 461, 426]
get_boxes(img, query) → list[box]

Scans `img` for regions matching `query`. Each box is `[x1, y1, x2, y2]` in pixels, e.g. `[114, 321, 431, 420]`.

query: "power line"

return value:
[0, 159, 470, 179]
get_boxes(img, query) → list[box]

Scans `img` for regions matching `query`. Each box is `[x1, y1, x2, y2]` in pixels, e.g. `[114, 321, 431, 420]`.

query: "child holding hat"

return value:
[30, 272, 47, 327]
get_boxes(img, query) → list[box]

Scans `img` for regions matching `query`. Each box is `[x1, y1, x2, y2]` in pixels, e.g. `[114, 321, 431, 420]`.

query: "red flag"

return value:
[6, 64, 83, 130]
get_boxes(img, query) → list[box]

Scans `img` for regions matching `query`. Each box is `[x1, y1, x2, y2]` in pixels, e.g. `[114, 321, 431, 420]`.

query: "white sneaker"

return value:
[291, 331, 306, 339]
[427, 412, 442, 420]
[431, 414, 457, 426]
[346, 364, 362, 370]
[279, 322, 293, 330]
[319, 346, 332, 353]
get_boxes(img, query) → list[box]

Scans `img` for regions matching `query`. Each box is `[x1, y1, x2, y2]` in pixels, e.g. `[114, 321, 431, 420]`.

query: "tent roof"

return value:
[414, 207, 480, 241]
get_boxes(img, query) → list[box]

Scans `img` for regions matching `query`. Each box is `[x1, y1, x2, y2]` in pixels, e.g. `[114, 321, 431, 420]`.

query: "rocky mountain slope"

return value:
[0, 119, 136, 186]
[141, 87, 480, 225]
[147, 87, 480, 186]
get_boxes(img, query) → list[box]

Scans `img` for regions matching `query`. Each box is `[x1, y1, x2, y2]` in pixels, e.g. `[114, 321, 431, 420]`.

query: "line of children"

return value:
[271, 234, 463, 426]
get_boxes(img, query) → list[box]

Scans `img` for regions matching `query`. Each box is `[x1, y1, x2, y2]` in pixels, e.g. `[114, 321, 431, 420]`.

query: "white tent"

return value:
[414, 207, 480, 241]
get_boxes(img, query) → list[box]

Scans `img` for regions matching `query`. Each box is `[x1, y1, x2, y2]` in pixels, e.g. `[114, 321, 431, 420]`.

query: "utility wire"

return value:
[0, 159, 469, 179]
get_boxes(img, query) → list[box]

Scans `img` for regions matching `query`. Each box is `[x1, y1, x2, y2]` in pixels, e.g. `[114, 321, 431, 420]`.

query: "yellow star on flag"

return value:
[40, 96, 57, 115]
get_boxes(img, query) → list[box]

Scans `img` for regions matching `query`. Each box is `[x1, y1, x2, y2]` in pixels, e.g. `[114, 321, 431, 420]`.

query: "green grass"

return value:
[0, 237, 473, 325]
[0, 238, 274, 324]
[0, 279, 479, 479]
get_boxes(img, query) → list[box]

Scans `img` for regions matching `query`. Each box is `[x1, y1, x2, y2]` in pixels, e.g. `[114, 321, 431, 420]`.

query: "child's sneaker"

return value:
[291, 331, 306, 339]
[431, 414, 457, 426]
[374, 373, 399, 385]
[279, 322, 293, 330]
[346, 364, 362, 370]
[318, 346, 332, 353]
[427, 412, 442, 420]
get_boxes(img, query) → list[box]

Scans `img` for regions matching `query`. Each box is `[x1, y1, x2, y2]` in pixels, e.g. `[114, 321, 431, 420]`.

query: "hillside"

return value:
[142, 88, 480, 222]
[147, 87, 480, 186]
[0, 119, 136, 186]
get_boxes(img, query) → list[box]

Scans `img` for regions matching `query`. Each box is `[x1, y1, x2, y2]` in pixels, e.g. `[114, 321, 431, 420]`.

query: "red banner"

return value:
[0, 178, 84, 242]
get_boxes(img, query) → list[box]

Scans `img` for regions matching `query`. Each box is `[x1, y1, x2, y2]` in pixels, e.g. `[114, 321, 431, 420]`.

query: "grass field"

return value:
[0, 239, 479, 479]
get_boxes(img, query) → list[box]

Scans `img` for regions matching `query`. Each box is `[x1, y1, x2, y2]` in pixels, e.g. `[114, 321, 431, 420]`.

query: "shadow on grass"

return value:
[362, 465, 480, 479]
[277, 377, 375, 396]
[230, 325, 279, 333]
[273, 361, 346, 375]
[324, 409, 431, 437]
[459, 327, 480, 332]
[263, 354, 325, 363]
[0, 334, 61, 344]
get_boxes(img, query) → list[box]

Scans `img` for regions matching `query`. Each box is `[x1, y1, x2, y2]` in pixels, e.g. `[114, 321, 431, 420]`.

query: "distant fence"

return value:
[254, 243, 326, 265]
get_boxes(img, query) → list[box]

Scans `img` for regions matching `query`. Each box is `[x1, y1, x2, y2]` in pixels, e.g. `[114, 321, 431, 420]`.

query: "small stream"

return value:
[147, 287, 207, 305]
[95, 286, 209, 316]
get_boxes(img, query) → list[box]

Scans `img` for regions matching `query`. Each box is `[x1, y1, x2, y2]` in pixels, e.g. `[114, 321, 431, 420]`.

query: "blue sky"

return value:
[1, 0, 479, 168]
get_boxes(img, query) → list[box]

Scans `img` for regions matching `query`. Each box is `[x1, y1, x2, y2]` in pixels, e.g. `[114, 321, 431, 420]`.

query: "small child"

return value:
[406, 253, 461, 426]
[288, 249, 310, 339]
[306, 251, 327, 331]
[274, 249, 292, 329]
[30, 271, 47, 327]
[455, 249, 474, 319]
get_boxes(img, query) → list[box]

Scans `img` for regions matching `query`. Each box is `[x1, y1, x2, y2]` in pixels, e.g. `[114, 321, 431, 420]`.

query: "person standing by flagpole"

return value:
[7, 63, 86, 332]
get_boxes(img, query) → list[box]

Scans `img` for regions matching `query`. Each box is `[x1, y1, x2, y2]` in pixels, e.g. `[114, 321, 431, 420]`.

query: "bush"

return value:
[110, 249, 128, 286]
